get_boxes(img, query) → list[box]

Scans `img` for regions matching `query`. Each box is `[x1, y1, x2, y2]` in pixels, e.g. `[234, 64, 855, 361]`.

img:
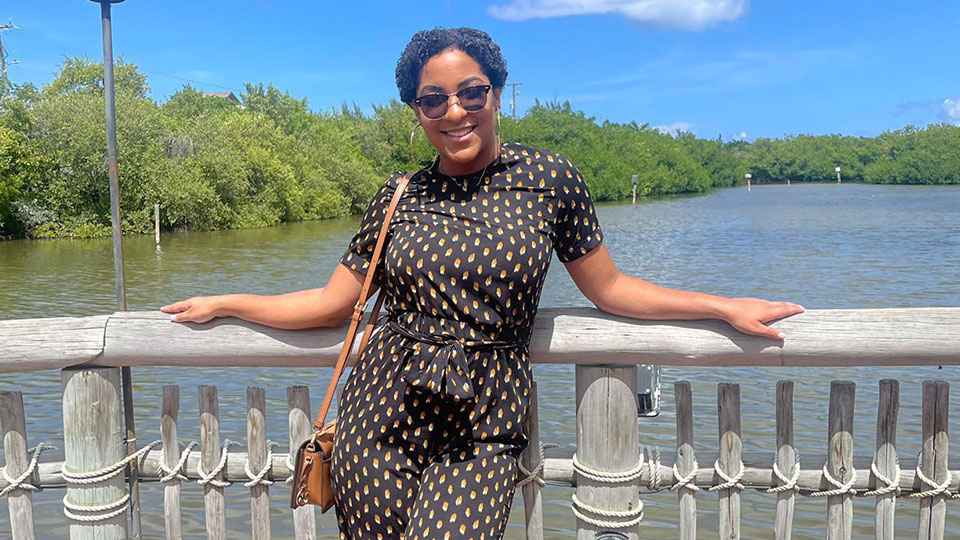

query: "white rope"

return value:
[907, 451, 953, 499]
[244, 441, 279, 488]
[862, 452, 901, 497]
[0, 443, 53, 497]
[766, 451, 801, 494]
[810, 465, 858, 497]
[62, 493, 129, 522]
[671, 458, 700, 493]
[572, 452, 645, 483]
[517, 443, 555, 489]
[285, 453, 296, 485]
[157, 441, 197, 483]
[708, 459, 745, 492]
[646, 447, 662, 491]
[60, 440, 161, 485]
[197, 440, 239, 488]
[571, 493, 643, 529]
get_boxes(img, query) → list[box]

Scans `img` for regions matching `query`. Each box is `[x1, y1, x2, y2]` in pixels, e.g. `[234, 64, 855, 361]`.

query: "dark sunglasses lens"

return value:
[458, 87, 488, 111]
[418, 94, 448, 118]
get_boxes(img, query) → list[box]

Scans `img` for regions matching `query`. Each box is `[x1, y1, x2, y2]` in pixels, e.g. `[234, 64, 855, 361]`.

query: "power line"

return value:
[143, 69, 241, 94]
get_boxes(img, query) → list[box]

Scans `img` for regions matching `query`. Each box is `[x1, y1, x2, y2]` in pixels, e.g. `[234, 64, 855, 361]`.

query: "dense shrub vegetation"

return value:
[1, 58, 957, 238]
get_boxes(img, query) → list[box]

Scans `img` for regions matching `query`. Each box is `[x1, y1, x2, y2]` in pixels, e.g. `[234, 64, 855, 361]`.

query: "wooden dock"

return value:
[1, 308, 959, 539]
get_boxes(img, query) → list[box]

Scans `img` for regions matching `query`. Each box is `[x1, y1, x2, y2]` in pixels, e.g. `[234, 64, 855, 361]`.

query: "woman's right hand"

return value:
[161, 296, 224, 324]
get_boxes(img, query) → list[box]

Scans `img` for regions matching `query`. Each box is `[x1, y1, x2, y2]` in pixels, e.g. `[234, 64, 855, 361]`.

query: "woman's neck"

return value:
[437, 139, 500, 176]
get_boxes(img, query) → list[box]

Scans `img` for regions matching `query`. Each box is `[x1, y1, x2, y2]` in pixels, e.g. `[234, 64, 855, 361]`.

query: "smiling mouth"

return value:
[442, 126, 476, 138]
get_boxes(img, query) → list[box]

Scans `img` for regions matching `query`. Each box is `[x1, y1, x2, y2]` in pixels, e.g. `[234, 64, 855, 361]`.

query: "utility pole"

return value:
[505, 82, 523, 120]
[0, 20, 19, 98]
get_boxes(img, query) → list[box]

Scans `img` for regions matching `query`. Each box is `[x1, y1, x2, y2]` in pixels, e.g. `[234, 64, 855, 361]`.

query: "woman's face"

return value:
[412, 48, 502, 176]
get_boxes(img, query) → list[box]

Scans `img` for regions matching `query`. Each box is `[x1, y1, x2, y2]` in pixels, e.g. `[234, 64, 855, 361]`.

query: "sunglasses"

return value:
[413, 85, 492, 120]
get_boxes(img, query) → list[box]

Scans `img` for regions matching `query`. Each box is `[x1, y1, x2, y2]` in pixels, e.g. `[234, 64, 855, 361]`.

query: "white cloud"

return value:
[486, 0, 747, 30]
[653, 121, 694, 136]
[942, 98, 960, 125]
[735, 131, 748, 140]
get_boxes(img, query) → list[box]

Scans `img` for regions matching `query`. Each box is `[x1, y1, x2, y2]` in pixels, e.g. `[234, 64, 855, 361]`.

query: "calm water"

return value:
[1, 183, 959, 538]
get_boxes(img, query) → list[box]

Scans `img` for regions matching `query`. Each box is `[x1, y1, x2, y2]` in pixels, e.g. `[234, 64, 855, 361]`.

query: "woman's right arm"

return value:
[160, 264, 367, 330]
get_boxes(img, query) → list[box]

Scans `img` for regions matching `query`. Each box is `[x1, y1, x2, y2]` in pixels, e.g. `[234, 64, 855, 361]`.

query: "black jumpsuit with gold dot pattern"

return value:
[334, 142, 603, 540]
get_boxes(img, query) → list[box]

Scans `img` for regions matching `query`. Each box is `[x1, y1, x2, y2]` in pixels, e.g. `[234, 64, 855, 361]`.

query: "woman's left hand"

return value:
[719, 298, 804, 341]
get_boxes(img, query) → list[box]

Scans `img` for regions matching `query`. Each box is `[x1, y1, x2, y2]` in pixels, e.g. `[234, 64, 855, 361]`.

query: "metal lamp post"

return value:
[88, 2, 141, 538]
[835, 166, 842, 183]
[745, 173, 752, 192]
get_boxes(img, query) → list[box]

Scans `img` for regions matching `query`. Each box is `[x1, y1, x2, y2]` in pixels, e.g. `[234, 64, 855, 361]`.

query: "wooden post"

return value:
[674, 381, 696, 540]
[160, 385, 184, 540]
[917, 380, 949, 540]
[520, 381, 545, 540]
[0, 391, 37, 540]
[286, 386, 316, 540]
[154, 203, 160, 245]
[717, 383, 742, 540]
[773, 380, 796, 540]
[61, 366, 128, 540]
[575, 365, 640, 540]
[199, 385, 227, 540]
[247, 387, 271, 540]
[825, 381, 855, 540]
[874, 380, 899, 540]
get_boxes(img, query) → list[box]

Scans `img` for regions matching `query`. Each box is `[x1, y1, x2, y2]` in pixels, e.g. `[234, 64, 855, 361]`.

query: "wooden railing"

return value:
[1, 308, 958, 540]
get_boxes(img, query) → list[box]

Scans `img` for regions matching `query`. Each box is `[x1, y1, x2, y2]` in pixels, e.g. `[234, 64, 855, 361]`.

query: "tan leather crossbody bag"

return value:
[290, 172, 413, 511]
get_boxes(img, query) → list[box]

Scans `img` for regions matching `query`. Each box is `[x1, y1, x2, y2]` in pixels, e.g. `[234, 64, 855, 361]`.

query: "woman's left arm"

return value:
[564, 243, 804, 341]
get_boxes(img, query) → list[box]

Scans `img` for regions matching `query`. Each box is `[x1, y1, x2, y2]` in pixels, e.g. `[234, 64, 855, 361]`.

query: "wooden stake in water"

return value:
[674, 381, 697, 540]
[774, 380, 796, 540]
[160, 385, 184, 540]
[874, 380, 899, 540]
[717, 383, 742, 540]
[917, 380, 949, 540]
[246, 387, 271, 540]
[154, 203, 160, 246]
[825, 381, 855, 540]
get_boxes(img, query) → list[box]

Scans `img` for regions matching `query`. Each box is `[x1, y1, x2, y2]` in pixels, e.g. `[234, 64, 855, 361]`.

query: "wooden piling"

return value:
[773, 380, 796, 540]
[154, 203, 160, 245]
[917, 380, 949, 540]
[716, 383, 742, 540]
[825, 381, 855, 540]
[874, 379, 899, 540]
[674, 381, 697, 540]
[286, 386, 316, 540]
[574, 365, 640, 540]
[0, 391, 37, 540]
[198, 385, 227, 540]
[247, 387, 271, 540]
[61, 366, 128, 540]
[160, 385, 183, 540]
[520, 381, 545, 540]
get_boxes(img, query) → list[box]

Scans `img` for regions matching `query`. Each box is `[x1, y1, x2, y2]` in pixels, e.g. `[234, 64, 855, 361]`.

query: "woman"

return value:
[162, 27, 802, 540]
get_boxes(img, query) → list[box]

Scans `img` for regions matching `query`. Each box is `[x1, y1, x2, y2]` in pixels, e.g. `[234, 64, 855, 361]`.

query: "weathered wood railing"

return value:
[1, 308, 959, 540]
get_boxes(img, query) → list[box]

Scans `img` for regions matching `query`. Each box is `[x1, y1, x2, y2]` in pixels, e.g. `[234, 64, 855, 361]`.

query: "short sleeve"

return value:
[339, 173, 402, 282]
[553, 161, 604, 263]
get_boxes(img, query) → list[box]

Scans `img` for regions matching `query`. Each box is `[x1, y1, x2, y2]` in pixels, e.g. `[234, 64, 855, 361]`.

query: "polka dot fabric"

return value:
[333, 142, 603, 539]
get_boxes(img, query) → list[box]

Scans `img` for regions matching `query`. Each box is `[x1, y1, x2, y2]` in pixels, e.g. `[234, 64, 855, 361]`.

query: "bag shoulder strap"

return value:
[313, 172, 414, 430]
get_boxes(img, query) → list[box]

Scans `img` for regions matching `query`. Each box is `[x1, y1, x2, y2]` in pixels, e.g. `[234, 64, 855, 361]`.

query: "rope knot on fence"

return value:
[671, 458, 699, 493]
[157, 441, 197, 483]
[572, 452, 645, 483]
[243, 441, 279, 488]
[517, 442, 555, 489]
[59, 440, 160, 523]
[0, 443, 53, 497]
[708, 459, 745, 492]
[810, 465, 858, 497]
[862, 452, 901, 497]
[197, 440, 239, 488]
[766, 451, 801, 494]
[907, 451, 955, 499]
[571, 493, 644, 529]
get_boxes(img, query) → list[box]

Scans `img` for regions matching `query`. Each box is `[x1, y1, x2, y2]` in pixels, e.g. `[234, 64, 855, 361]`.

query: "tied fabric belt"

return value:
[387, 320, 530, 402]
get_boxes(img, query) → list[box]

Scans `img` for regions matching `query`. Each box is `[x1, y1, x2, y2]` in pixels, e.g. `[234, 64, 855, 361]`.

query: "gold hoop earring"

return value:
[496, 111, 502, 142]
[409, 124, 422, 166]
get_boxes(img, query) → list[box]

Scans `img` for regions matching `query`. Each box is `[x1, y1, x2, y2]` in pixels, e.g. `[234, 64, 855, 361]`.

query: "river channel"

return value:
[1, 183, 959, 538]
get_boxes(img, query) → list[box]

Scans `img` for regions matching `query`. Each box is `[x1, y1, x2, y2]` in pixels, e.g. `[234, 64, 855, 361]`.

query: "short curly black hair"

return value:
[396, 27, 508, 104]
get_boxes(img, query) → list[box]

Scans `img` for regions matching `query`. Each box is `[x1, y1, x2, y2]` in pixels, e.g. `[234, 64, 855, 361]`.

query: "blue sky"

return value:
[4, 1, 958, 140]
